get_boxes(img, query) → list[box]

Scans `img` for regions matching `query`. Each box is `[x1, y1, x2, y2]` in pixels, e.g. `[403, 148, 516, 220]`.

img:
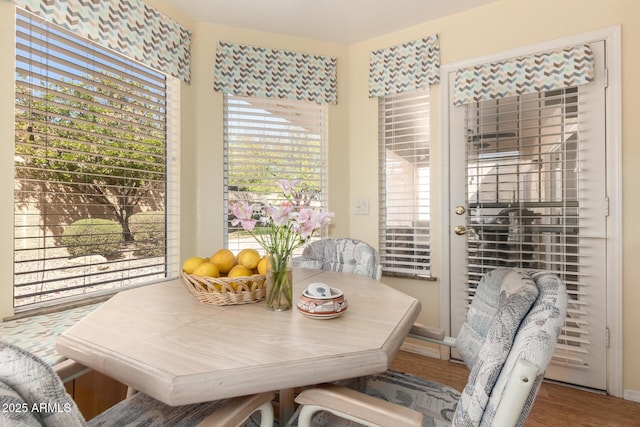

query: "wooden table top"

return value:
[56, 268, 421, 406]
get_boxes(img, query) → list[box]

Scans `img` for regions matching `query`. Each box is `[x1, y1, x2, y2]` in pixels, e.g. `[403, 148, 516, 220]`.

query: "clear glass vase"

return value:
[266, 253, 293, 311]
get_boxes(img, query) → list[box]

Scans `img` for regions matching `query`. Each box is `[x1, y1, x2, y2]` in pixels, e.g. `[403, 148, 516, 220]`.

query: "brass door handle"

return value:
[454, 225, 476, 236]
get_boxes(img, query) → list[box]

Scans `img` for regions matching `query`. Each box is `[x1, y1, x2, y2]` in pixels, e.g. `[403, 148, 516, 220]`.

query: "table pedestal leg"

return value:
[279, 387, 295, 425]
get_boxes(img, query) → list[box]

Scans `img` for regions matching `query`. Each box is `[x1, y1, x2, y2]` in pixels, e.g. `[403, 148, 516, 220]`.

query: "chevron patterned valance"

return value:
[11, 0, 192, 82]
[453, 44, 595, 106]
[369, 35, 440, 98]
[213, 41, 337, 104]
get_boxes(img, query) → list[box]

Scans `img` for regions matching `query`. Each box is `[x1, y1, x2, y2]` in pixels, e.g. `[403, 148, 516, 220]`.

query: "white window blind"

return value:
[379, 89, 432, 278]
[464, 87, 596, 370]
[14, 9, 179, 309]
[224, 94, 327, 253]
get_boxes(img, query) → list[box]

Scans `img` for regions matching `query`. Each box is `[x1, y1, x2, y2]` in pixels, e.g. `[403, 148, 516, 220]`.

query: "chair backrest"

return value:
[0, 340, 86, 427]
[480, 271, 568, 427]
[452, 269, 540, 426]
[451, 269, 567, 427]
[455, 269, 537, 369]
[298, 238, 381, 280]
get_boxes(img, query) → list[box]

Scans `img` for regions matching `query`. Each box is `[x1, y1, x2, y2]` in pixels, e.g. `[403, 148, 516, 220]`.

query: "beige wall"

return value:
[0, 3, 16, 319]
[1, 0, 639, 396]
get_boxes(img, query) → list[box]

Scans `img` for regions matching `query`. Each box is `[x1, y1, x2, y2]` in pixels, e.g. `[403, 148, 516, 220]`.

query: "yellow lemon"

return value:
[210, 249, 237, 274]
[227, 265, 253, 291]
[182, 256, 207, 274]
[228, 265, 253, 278]
[192, 261, 220, 278]
[237, 248, 261, 270]
[257, 256, 268, 275]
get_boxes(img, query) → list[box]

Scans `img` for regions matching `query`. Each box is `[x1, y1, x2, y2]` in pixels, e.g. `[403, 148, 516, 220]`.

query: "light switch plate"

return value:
[354, 198, 369, 215]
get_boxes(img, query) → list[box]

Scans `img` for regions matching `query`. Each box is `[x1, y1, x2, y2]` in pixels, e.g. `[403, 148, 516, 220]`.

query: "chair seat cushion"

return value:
[88, 392, 264, 427]
[287, 370, 460, 427]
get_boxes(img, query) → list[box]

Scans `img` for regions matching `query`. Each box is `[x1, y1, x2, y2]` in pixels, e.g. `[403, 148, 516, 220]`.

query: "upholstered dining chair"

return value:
[297, 238, 382, 280]
[0, 339, 274, 427]
[288, 268, 568, 427]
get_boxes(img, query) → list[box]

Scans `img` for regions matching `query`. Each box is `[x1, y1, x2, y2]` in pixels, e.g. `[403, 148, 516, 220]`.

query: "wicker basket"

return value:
[181, 271, 266, 305]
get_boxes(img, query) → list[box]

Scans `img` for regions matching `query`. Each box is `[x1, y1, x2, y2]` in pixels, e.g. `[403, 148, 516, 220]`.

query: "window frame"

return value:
[13, 8, 180, 311]
[222, 93, 329, 255]
[378, 88, 433, 279]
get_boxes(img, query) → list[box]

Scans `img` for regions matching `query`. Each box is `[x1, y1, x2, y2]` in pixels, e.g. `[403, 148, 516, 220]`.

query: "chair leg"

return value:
[297, 405, 317, 427]
[257, 401, 275, 427]
[195, 392, 275, 427]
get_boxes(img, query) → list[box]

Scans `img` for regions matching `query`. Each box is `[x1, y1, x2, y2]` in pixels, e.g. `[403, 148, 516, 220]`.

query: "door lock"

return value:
[455, 205, 466, 215]
[454, 225, 467, 235]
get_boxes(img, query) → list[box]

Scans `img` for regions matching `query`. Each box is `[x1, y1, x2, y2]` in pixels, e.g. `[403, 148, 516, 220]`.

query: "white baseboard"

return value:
[400, 341, 441, 359]
[623, 389, 640, 403]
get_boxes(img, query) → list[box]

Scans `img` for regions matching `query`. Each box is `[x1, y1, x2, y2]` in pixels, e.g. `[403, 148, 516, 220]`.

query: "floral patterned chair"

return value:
[288, 268, 568, 427]
[297, 238, 381, 280]
[0, 340, 274, 427]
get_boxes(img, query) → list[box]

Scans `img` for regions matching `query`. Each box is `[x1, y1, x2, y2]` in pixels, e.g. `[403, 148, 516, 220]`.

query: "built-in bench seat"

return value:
[0, 303, 102, 382]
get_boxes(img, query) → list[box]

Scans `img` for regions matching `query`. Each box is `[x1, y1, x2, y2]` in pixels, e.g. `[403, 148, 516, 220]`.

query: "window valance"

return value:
[11, 0, 192, 82]
[453, 44, 594, 106]
[369, 34, 440, 98]
[213, 41, 337, 104]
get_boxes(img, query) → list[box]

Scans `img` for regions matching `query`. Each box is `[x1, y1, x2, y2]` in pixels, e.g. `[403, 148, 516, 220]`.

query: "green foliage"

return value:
[62, 219, 124, 258]
[14, 69, 167, 241]
[129, 211, 165, 256]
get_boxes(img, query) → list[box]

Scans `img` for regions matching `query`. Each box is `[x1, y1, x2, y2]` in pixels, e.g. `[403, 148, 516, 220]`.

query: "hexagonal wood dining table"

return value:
[56, 268, 421, 424]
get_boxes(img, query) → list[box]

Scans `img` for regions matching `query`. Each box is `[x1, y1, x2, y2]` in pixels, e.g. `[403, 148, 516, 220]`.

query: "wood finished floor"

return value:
[389, 351, 640, 427]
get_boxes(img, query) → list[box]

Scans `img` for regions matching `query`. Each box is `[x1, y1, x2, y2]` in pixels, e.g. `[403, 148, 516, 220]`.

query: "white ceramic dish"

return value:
[299, 311, 345, 320]
[297, 287, 348, 319]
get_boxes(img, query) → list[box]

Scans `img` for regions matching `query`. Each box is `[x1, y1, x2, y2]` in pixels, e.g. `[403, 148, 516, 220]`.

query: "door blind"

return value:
[223, 94, 328, 254]
[14, 9, 176, 309]
[463, 87, 599, 371]
[379, 89, 431, 278]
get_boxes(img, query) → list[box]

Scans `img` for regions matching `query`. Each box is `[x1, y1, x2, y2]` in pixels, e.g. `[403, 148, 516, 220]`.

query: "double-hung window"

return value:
[224, 94, 327, 253]
[378, 89, 432, 278]
[14, 9, 179, 310]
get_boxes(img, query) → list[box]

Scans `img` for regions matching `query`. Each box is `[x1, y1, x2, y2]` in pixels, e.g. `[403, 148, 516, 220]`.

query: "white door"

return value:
[447, 41, 608, 390]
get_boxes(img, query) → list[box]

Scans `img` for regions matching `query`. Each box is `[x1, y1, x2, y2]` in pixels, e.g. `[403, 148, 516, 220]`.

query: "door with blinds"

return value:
[448, 41, 608, 390]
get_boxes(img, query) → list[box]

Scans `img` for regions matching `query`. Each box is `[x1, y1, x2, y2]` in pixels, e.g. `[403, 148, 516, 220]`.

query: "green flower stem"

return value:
[266, 253, 293, 311]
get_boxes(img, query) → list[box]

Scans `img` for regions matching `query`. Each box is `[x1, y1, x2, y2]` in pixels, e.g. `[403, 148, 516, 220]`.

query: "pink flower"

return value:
[295, 209, 335, 239]
[230, 200, 258, 231]
[277, 179, 302, 196]
[266, 203, 294, 227]
[313, 211, 334, 228]
[228, 180, 334, 256]
[294, 208, 315, 239]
